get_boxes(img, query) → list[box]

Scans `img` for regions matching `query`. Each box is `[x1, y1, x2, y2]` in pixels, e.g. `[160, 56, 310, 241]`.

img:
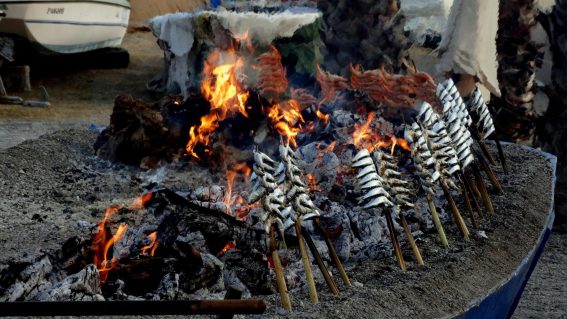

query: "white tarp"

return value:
[400, 0, 454, 42]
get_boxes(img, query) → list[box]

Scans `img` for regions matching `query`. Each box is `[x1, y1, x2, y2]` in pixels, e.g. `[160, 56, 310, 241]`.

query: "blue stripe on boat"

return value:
[24, 19, 127, 28]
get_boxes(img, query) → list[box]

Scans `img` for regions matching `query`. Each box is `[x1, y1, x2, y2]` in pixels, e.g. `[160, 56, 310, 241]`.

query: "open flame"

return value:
[353, 112, 377, 151]
[352, 112, 411, 153]
[224, 161, 252, 214]
[186, 48, 250, 159]
[129, 192, 153, 210]
[140, 231, 159, 256]
[266, 99, 305, 147]
[91, 206, 128, 283]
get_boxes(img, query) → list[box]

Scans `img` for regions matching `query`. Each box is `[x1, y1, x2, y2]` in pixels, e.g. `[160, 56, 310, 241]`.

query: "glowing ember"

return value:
[315, 141, 337, 162]
[140, 232, 159, 256]
[91, 206, 128, 283]
[218, 241, 236, 256]
[186, 48, 250, 159]
[316, 109, 330, 126]
[306, 174, 320, 192]
[129, 192, 153, 210]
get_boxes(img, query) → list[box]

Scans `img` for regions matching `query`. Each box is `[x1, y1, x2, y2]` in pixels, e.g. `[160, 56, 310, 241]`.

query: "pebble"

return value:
[353, 281, 364, 288]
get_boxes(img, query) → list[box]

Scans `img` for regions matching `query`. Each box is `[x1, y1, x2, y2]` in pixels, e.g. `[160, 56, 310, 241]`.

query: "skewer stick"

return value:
[472, 164, 494, 214]
[294, 220, 318, 304]
[440, 180, 470, 240]
[301, 227, 340, 295]
[269, 226, 292, 311]
[459, 178, 478, 229]
[470, 127, 497, 166]
[475, 151, 504, 194]
[384, 211, 407, 271]
[461, 171, 485, 219]
[463, 171, 482, 204]
[313, 218, 352, 287]
[495, 139, 509, 175]
[399, 215, 425, 266]
[426, 194, 449, 247]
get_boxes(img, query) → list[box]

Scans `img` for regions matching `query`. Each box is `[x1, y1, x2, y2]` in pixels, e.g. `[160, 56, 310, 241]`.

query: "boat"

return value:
[0, 0, 130, 55]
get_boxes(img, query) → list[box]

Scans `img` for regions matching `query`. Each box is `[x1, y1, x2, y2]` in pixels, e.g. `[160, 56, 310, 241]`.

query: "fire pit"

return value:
[0, 3, 557, 318]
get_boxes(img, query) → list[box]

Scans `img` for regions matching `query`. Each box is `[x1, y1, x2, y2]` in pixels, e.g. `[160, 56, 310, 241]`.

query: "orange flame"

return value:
[316, 109, 330, 126]
[129, 192, 153, 210]
[266, 99, 305, 147]
[224, 162, 252, 214]
[91, 206, 128, 283]
[353, 112, 377, 151]
[352, 112, 411, 153]
[140, 232, 159, 256]
[218, 241, 236, 255]
[186, 49, 250, 159]
[306, 174, 320, 192]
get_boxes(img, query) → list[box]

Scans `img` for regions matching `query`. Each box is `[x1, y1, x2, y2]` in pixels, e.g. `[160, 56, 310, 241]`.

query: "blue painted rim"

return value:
[450, 144, 557, 319]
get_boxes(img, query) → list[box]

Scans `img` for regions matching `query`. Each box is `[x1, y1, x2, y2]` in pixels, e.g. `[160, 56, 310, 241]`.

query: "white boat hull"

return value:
[0, 0, 130, 54]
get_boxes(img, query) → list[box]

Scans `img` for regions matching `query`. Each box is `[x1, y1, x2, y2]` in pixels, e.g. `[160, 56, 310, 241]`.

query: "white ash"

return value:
[153, 273, 180, 300]
[0, 256, 53, 302]
[34, 265, 104, 302]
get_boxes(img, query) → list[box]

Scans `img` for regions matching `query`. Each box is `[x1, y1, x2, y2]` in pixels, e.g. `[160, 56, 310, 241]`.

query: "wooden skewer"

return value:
[440, 180, 470, 241]
[472, 164, 494, 215]
[495, 138, 509, 175]
[463, 171, 483, 214]
[426, 193, 449, 247]
[461, 171, 485, 219]
[295, 220, 319, 304]
[301, 227, 340, 295]
[384, 211, 407, 271]
[399, 215, 425, 266]
[459, 178, 478, 229]
[478, 140, 497, 165]
[269, 226, 292, 311]
[475, 151, 504, 194]
[470, 127, 497, 166]
[313, 218, 352, 287]
[462, 171, 482, 199]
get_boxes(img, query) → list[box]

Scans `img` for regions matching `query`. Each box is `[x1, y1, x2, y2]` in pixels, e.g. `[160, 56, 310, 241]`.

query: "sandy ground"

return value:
[0, 32, 565, 317]
[0, 32, 163, 149]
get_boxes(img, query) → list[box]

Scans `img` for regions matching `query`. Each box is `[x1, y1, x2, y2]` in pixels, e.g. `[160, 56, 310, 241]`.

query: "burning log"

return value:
[351, 149, 406, 271]
[94, 95, 209, 166]
[418, 102, 470, 240]
[248, 149, 291, 311]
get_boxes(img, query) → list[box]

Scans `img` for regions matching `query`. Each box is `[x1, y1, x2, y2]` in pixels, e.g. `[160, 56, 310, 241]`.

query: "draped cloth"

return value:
[437, 0, 501, 97]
